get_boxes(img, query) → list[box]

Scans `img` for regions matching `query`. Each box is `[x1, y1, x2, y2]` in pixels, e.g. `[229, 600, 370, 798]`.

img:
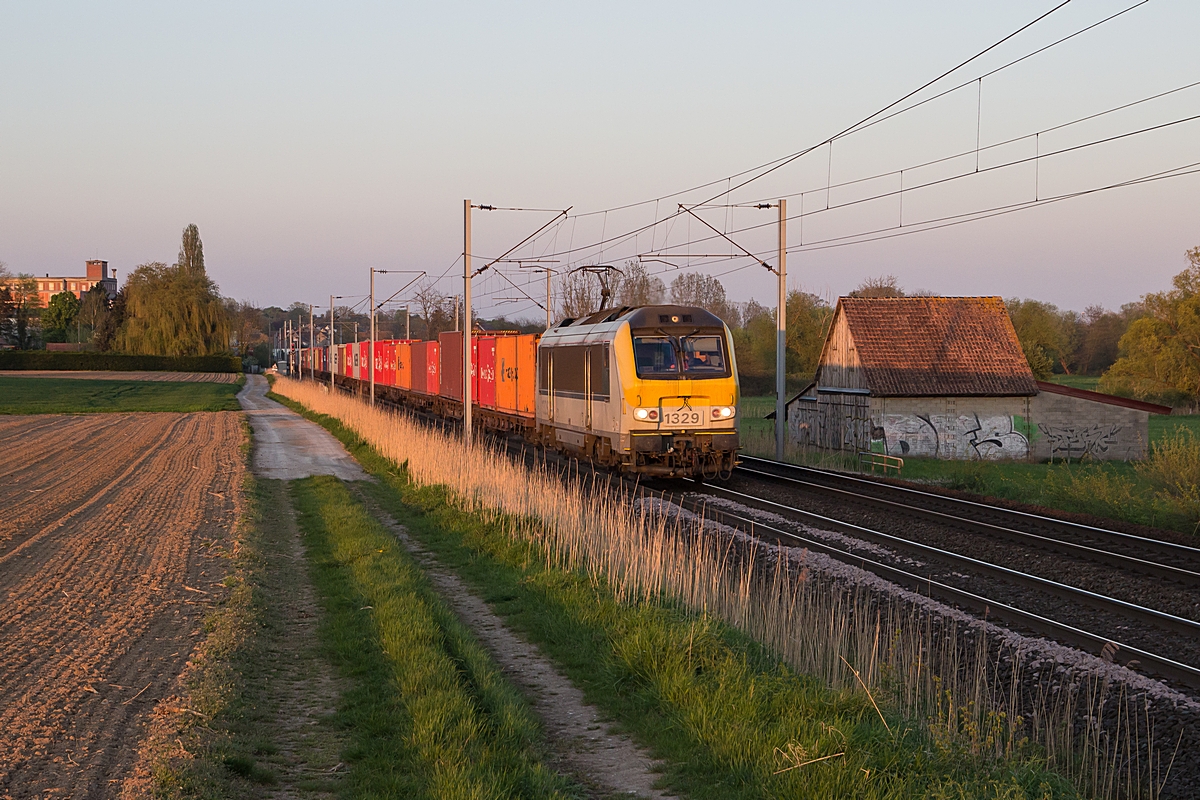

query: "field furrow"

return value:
[0, 412, 243, 797]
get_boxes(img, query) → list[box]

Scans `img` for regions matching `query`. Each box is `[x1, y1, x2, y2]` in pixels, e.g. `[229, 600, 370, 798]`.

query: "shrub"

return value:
[0, 351, 241, 373]
[1136, 428, 1200, 522]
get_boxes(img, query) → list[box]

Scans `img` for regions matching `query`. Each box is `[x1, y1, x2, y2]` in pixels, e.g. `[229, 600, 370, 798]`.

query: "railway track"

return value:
[318, 380, 1200, 692]
[683, 455, 1200, 691]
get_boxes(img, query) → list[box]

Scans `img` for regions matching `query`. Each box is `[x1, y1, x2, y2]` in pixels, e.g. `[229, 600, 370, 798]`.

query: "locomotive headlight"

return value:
[710, 406, 735, 420]
[633, 407, 658, 421]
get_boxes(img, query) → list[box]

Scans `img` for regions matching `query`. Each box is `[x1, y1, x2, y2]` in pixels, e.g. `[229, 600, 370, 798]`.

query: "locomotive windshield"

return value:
[632, 331, 729, 378]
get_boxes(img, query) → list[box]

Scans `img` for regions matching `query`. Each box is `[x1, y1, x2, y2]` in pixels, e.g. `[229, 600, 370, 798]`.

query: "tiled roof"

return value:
[837, 297, 1037, 396]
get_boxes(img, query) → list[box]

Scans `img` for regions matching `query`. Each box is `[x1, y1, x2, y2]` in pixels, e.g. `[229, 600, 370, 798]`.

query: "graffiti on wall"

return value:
[1036, 423, 1122, 459]
[879, 413, 1031, 460]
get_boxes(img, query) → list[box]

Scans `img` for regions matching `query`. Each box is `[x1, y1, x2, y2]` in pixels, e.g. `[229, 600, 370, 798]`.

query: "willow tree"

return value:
[115, 226, 229, 355]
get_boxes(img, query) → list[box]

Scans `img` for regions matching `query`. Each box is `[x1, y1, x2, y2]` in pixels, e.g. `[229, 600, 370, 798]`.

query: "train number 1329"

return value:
[661, 408, 702, 426]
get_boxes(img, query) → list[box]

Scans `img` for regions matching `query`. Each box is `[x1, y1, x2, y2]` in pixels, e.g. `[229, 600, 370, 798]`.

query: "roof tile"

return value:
[837, 297, 1036, 396]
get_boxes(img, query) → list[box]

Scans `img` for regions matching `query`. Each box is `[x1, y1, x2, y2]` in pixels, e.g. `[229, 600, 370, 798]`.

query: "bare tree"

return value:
[669, 272, 738, 326]
[558, 270, 599, 320]
[413, 281, 456, 340]
[848, 275, 904, 298]
[615, 260, 666, 307]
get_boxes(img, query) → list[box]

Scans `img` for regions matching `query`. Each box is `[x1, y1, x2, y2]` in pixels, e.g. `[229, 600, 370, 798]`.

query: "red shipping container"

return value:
[478, 336, 497, 409]
[438, 331, 481, 402]
[410, 341, 440, 395]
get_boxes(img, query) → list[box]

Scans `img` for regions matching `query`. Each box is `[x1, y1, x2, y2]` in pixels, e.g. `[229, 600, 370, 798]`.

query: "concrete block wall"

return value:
[1028, 391, 1148, 461]
[869, 396, 1033, 461]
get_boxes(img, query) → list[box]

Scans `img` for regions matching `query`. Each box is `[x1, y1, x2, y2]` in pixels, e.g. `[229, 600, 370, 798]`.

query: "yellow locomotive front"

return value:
[616, 306, 740, 478]
[535, 305, 740, 479]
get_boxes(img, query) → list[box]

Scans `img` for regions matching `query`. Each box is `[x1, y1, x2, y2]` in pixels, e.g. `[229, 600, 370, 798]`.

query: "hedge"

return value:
[0, 351, 242, 373]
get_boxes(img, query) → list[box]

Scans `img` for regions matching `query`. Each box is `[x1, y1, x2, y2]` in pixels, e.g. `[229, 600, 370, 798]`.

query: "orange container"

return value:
[495, 333, 538, 417]
[495, 335, 518, 412]
[395, 342, 412, 390]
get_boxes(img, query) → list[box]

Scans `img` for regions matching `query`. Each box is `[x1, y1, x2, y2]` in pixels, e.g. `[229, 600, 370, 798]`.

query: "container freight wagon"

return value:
[292, 304, 739, 479]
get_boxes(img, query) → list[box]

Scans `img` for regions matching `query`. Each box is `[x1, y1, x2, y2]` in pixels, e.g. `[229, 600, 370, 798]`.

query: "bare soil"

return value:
[0, 412, 244, 798]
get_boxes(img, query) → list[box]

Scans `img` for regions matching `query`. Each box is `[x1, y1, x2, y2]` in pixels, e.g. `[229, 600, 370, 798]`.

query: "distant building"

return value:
[4, 260, 119, 307]
[786, 296, 1170, 461]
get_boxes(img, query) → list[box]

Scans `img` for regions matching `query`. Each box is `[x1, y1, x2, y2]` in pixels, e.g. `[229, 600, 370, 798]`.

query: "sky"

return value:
[2, 1, 1198, 321]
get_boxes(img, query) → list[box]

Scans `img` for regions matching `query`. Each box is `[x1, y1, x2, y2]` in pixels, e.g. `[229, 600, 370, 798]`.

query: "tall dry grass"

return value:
[273, 377, 1179, 799]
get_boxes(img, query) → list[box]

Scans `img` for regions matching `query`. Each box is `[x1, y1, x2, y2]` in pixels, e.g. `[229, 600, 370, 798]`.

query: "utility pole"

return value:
[546, 269, 553, 330]
[776, 198, 787, 461]
[463, 199, 473, 444]
[404, 304, 410, 340]
[308, 304, 314, 381]
[454, 295, 460, 332]
[370, 268, 376, 405]
[329, 296, 336, 392]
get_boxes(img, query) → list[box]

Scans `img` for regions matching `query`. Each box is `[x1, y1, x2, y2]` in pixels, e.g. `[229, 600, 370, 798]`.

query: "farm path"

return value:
[356, 490, 676, 800]
[0, 370, 242, 383]
[0, 412, 243, 798]
[239, 375, 366, 481]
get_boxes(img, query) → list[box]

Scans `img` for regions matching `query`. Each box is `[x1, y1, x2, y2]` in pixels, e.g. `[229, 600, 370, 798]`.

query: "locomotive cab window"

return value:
[681, 335, 726, 374]
[633, 336, 678, 377]
[633, 331, 729, 379]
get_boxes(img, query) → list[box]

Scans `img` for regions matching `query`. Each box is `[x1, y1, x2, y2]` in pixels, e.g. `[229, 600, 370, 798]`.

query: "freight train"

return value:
[296, 305, 739, 479]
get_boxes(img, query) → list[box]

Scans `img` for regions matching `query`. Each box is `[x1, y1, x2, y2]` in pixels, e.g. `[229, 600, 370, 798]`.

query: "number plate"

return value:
[660, 407, 704, 427]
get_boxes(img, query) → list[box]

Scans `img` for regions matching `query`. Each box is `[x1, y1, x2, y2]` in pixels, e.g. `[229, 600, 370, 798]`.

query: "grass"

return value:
[289, 475, 575, 799]
[0, 376, 242, 413]
[270, 378, 1141, 799]
[1044, 375, 1102, 391]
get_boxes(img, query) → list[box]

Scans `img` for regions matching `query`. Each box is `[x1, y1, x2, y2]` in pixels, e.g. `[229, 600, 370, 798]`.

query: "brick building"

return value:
[10, 260, 119, 308]
[786, 296, 1170, 461]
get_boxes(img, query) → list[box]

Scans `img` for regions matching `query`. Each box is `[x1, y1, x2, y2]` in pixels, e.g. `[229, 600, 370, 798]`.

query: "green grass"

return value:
[290, 475, 576, 799]
[0, 376, 242, 413]
[276, 391, 1080, 800]
[1043, 375, 1102, 391]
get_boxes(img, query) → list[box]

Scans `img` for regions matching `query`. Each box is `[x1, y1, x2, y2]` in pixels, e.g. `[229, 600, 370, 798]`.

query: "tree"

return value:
[413, 281, 456, 340]
[848, 274, 904, 298]
[115, 261, 229, 355]
[2, 271, 41, 349]
[96, 288, 126, 351]
[1100, 247, 1200, 404]
[177, 223, 205, 276]
[42, 291, 81, 342]
[615, 260, 666, 307]
[1073, 303, 1142, 375]
[669, 272, 738, 326]
[77, 284, 111, 344]
[558, 270, 599, 320]
[1006, 298, 1078, 379]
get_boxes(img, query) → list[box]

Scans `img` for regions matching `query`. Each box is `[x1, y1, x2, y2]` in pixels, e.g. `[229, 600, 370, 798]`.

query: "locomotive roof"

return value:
[553, 304, 726, 331]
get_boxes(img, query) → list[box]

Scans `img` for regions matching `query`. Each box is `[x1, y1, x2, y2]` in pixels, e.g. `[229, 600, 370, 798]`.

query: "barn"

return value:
[786, 296, 1170, 461]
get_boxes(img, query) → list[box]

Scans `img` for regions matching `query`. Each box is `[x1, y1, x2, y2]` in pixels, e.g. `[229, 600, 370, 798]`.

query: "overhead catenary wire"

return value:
[532, 0, 1093, 265]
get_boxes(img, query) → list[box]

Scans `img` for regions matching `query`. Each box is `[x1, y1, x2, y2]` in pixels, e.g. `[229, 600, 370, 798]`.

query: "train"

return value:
[295, 304, 740, 479]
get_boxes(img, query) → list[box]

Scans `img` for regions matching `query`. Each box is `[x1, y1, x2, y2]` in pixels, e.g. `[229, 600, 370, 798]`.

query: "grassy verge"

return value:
[0, 376, 241, 413]
[289, 475, 576, 798]
[274, 390, 1080, 800]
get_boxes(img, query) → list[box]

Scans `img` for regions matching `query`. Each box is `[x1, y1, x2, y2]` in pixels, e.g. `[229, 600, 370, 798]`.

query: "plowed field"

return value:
[0, 412, 244, 798]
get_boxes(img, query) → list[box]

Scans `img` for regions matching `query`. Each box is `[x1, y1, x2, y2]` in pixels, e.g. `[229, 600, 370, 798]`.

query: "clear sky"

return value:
[2, 1, 1197, 321]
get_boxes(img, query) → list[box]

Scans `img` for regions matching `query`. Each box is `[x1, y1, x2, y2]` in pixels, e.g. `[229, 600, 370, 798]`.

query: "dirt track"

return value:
[0, 412, 244, 798]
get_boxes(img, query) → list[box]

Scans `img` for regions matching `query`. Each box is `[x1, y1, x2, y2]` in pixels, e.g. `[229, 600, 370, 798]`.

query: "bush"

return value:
[0, 351, 241, 373]
[1136, 428, 1200, 522]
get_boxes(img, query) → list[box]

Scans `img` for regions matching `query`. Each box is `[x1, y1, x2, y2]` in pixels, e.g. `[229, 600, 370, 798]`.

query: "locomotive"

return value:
[297, 304, 740, 479]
